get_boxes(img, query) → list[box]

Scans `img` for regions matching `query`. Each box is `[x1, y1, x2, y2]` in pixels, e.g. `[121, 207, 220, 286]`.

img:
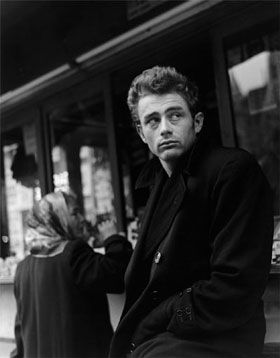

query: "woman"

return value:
[11, 191, 132, 358]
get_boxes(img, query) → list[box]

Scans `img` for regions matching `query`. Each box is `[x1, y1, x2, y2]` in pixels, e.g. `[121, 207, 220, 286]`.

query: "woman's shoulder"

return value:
[13, 255, 33, 285]
[15, 254, 32, 271]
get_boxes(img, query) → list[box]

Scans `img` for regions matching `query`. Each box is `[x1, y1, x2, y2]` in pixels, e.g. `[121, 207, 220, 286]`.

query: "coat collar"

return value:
[124, 137, 214, 309]
[135, 156, 162, 189]
[135, 136, 209, 190]
[131, 136, 213, 264]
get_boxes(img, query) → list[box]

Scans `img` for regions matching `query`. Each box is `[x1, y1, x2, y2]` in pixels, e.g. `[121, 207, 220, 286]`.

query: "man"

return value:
[110, 66, 273, 358]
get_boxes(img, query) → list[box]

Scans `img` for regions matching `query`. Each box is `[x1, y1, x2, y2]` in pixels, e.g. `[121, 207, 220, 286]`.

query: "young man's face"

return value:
[137, 93, 203, 175]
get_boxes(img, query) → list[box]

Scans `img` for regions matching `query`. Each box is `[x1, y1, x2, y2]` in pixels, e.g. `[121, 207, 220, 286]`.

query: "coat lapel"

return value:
[125, 137, 209, 286]
[143, 174, 186, 261]
[125, 169, 166, 286]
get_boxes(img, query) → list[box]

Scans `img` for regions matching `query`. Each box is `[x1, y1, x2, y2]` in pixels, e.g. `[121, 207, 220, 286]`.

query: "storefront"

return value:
[1, 0, 279, 347]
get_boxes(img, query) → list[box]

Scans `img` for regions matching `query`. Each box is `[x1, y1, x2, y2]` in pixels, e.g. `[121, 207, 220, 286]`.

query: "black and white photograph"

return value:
[0, 1, 279, 357]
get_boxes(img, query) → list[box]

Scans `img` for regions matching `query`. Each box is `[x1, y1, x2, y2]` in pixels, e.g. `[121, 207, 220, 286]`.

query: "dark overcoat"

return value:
[109, 139, 273, 358]
[11, 235, 132, 358]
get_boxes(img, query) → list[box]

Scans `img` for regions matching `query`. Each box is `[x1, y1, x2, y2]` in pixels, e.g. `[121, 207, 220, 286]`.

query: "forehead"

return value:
[137, 93, 189, 119]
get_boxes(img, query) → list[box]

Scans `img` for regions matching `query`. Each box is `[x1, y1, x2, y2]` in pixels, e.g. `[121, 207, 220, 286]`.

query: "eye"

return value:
[146, 117, 159, 128]
[170, 112, 182, 121]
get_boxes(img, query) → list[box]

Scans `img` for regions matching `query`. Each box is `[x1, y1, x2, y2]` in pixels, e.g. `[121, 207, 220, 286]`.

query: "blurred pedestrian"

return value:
[11, 191, 132, 358]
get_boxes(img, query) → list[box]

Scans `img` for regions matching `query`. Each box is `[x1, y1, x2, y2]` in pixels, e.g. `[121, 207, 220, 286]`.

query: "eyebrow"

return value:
[143, 113, 157, 122]
[144, 106, 184, 121]
[165, 106, 184, 113]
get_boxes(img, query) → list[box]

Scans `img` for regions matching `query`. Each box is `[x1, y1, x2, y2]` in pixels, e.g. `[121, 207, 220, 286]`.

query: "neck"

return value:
[160, 160, 176, 177]
[160, 140, 198, 177]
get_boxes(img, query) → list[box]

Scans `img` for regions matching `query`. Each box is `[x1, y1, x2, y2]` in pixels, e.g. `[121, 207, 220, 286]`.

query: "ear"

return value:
[136, 124, 147, 143]
[194, 112, 204, 134]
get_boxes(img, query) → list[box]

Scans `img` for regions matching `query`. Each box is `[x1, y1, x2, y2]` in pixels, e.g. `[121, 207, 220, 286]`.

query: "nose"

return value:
[159, 117, 172, 136]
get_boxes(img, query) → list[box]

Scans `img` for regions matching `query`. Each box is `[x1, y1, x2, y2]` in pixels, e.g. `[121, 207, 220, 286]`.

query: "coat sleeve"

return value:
[63, 235, 132, 294]
[10, 266, 24, 358]
[167, 152, 274, 335]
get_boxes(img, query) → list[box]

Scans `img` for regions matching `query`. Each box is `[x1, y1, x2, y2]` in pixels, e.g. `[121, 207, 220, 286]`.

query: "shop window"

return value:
[113, 92, 150, 246]
[1, 123, 41, 279]
[49, 99, 117, 227]
[226, 28, 280, 264]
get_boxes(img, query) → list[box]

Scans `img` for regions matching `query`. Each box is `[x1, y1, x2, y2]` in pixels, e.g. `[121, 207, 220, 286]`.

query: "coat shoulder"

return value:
[201, 146, 260, 175]
[194, 145, 266, 191]
[207, 146, 256, 165]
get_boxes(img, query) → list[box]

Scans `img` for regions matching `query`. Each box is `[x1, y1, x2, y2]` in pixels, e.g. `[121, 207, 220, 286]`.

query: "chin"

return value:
[160, 150, 184, 162]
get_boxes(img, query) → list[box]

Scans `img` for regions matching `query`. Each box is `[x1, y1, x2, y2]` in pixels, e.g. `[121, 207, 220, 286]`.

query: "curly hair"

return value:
[127, 66, 200, 126]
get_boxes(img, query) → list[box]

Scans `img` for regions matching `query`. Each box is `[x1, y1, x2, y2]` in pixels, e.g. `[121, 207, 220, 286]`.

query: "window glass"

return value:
[226, 29, 280, 265]
[113, 92, 150, 247]
[49, 99, 116, 226]
[226, 30, 280, 215]
[1, 123, 41, 279]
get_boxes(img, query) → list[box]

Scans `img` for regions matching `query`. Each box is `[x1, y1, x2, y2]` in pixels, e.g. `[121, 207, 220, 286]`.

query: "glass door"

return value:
[48, 97, 116, 227]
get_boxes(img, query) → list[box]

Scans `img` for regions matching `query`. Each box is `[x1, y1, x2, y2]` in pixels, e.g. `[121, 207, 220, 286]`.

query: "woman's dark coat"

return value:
[12, 235, 132, 358]
[109, 139, 273, 358]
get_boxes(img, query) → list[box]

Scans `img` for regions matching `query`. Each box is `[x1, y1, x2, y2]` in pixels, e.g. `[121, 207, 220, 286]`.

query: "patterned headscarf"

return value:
[25, 191, 78, 255]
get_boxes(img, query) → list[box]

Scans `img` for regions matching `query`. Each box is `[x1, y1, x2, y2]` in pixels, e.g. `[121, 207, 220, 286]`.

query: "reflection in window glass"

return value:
[80, 146, 115, 224]
[50, 100, 116, 226]
[1, 124, 41, 278]
[52, 146, 70, 193]
[227, 31, 280, 216]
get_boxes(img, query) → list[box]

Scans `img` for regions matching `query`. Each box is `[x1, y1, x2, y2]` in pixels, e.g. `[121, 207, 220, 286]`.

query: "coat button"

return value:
[129, 342, 136, 352]
[154, 251, 161, 264]
[176, 309, 184, 322]
[151, 290, 159, 302]
[177, 309, 183, 316]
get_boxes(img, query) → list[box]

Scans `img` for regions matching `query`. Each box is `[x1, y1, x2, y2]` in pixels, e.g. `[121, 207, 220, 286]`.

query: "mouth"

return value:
[159, 140, 178, 149]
